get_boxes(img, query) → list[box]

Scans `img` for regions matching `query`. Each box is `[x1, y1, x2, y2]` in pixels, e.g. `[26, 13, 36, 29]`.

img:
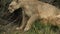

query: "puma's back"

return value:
[37, 1, 60, 18]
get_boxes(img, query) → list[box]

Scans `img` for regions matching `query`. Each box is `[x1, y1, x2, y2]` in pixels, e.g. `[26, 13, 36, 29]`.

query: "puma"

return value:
[8, 0, 60, 31]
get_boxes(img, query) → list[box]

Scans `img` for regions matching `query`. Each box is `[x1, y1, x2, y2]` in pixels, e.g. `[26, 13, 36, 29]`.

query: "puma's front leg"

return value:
[19, 16, 27, 30]
[24, 14, 39, 31]
[19, 17, 29, 31]
[16, 11, 28, 31]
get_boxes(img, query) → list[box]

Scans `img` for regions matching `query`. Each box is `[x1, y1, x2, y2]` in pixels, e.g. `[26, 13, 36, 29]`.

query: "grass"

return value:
[0, 21, 60, 34]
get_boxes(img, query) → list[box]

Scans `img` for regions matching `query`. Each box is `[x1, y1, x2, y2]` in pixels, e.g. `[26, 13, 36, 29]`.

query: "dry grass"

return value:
[0, 21, 60, 34]
[0, 0, 60, 34]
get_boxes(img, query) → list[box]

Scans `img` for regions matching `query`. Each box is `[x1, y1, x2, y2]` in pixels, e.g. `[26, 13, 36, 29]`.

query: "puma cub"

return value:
[8, 0, 60, 31]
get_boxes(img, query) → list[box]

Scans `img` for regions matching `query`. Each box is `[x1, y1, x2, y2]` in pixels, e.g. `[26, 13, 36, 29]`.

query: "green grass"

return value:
[0, 21, 60, 34]
[26, 21, 59, 34]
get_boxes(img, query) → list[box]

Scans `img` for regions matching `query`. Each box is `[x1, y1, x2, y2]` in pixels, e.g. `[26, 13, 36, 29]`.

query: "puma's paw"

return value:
[24, 26, 30, 31]
[16, 27, 23, 31]
[16, 27, 20, 30]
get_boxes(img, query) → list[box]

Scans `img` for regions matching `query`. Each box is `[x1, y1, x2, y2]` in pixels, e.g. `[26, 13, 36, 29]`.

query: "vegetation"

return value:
[0, 0, 60, 34]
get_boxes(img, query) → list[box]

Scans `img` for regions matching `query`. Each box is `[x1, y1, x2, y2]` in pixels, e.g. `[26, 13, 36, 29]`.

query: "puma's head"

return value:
[8, 0, 38, 13]
[8, 0, 22, 13]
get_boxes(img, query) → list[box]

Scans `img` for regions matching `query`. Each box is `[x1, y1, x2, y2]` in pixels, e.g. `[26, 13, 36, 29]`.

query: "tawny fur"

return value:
[8, 0, 60, 31]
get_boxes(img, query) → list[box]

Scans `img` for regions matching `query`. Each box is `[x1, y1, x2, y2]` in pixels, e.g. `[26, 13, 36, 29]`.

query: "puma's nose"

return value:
[8, 7, 13, 13]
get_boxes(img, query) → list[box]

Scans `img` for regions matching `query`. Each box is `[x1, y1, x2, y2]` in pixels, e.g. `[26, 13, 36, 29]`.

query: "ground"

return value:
[0, 20, 60, 34]
[0, 0, 60, 34]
